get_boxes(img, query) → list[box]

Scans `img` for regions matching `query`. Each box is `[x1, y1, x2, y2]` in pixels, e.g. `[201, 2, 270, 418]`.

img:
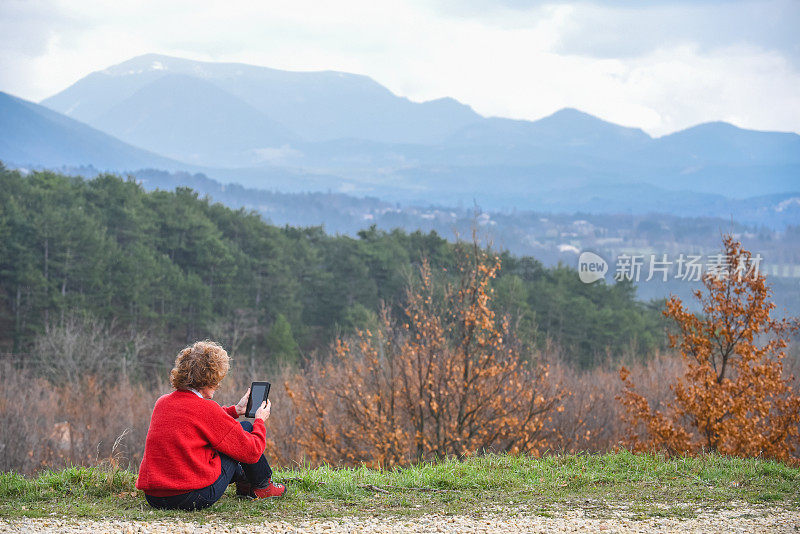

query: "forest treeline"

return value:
[0, 164, 665, 368]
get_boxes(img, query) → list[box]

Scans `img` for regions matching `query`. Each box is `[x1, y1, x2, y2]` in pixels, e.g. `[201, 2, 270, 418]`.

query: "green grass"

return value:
[1, 451, 798, 522]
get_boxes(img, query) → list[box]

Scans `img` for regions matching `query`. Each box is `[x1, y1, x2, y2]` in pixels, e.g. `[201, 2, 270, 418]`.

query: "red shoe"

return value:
[252, 479, 287, 498]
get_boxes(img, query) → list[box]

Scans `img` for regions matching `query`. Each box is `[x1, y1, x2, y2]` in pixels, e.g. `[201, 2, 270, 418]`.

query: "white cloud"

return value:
[0, 0, 798, 136]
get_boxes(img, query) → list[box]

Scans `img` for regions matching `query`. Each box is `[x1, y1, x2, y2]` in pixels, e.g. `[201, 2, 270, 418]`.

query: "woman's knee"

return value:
[240, 420, 253, 432]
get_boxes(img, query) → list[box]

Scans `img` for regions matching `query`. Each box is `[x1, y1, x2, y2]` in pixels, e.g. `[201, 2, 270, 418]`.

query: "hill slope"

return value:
[0, 91, 183, 170]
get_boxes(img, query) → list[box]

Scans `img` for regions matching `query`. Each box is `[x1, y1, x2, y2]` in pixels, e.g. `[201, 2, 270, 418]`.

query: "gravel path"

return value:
[1, 507, 798, 534]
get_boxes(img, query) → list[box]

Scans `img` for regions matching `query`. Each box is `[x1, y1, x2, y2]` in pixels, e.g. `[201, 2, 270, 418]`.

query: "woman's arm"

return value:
[211, 417, 267, 464]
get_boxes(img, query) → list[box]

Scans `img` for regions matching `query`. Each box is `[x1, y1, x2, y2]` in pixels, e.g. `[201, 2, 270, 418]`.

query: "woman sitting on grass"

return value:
[136, 340, 286, 510]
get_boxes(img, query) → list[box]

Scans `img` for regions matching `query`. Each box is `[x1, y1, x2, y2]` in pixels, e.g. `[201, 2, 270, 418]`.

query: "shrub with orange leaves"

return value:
[618, 235, 800, 462]
[286, 237, 561, 466]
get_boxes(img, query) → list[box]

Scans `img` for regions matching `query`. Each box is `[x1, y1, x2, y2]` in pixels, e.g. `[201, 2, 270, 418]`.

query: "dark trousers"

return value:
[145, 421, 272, 511]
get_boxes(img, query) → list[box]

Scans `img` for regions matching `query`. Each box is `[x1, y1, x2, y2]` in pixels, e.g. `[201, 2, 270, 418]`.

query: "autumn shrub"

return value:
[0, 363, 164, 473]
[286, 241, 563, 467]
[540, 349, 683, 453]
[618, 235, 800, 462]
[0, 362, 60, 473]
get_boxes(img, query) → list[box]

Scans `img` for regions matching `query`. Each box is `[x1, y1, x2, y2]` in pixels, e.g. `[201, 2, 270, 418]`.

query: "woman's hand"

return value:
[235, 388, 250, 417]
[255, 400, 271, 422]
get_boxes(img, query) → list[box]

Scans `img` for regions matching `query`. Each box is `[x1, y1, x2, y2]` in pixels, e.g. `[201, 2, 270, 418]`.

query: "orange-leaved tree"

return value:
[618, 235, 800, 461]
[286, 238, 561, 467]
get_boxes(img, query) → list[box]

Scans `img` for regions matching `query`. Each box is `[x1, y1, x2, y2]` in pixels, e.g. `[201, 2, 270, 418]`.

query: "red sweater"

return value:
[136, 389, 266, 496]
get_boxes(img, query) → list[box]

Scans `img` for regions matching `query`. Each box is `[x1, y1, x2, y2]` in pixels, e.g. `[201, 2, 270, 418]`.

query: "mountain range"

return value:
[1, 53, 798, 221]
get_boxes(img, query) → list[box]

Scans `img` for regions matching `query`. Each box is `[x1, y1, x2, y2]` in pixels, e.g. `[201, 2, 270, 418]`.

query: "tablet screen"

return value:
[247, 383, 270, 418]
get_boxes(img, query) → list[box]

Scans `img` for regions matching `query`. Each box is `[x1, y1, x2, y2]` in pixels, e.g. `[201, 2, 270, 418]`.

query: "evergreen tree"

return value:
[266, 313, 300, 365]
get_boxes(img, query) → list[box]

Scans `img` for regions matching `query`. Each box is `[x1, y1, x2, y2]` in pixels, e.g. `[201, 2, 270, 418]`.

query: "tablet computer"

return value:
[245, 381, 271, 418]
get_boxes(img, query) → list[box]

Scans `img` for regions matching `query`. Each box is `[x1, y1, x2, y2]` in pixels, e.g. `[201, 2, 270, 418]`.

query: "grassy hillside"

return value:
[1, 452, 797, 521]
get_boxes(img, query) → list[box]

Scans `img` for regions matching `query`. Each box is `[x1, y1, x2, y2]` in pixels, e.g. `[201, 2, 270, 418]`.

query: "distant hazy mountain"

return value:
[42, 53, 483, 149]
[89, 73, 297, 166]
[446, 108, 651, 157]
[641, 121, 800, 165]
[0, 91, 182, 170]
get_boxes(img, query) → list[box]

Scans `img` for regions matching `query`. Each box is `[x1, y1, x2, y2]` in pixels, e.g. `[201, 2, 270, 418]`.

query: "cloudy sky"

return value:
[1, 0, 798, 136]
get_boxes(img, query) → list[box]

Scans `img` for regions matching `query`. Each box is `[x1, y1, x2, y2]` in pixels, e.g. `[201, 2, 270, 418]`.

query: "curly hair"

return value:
[170, 340, 230, 391]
